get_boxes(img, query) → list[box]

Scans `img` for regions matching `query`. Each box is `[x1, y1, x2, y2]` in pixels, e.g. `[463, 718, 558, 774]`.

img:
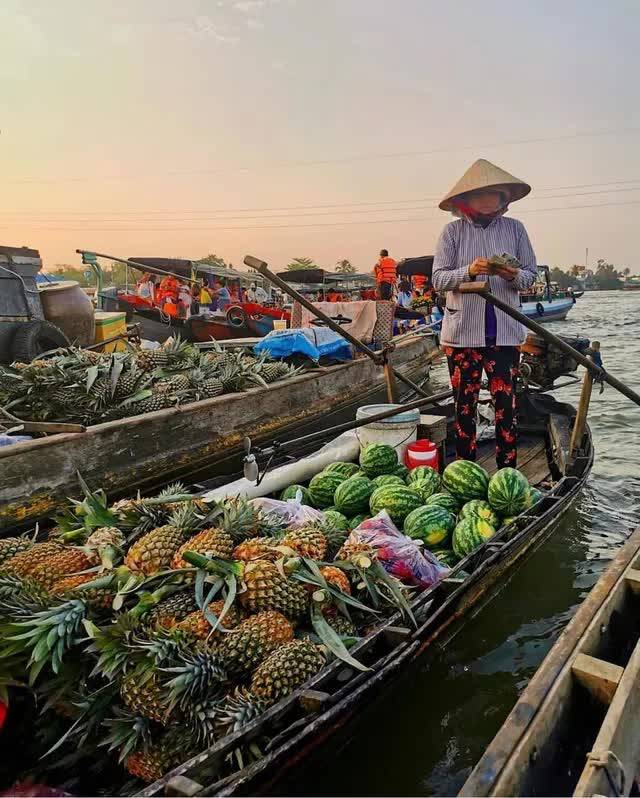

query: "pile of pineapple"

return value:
[0, 482, 412, 788]
[0, 338, 300, 426]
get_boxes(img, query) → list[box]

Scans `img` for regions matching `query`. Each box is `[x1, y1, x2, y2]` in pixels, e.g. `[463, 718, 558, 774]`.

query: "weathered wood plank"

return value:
[624, 567, 640, 594]
[573, 637, 640, 797]
[571, 653, 623, 705]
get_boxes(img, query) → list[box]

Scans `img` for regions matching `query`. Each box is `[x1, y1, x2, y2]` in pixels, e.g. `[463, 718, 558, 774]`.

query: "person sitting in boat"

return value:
[397, 280, 413, 309]
[177, 283, 192, 319]
[158, 273, 179, 306]
[198, 282, 213, 314]
[136, 273, 155, 303]
[215, 278, 231, 311]
[247, 282, 268, 304]
[432, 158, 537, 468]
[162, 294, 178, 317]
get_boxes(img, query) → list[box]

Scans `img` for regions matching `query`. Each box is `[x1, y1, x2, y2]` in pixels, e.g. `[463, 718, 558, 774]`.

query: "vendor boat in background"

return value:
[519, 265, 579, 323]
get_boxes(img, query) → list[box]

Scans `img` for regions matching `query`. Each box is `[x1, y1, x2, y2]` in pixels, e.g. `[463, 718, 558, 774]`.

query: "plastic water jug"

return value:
[405, 439, 439, 471]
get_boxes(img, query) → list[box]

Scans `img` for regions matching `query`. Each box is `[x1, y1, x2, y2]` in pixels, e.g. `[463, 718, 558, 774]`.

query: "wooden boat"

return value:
[136, 390, 594, 798]
[460, 526, 640, 798]
[0, 332, 438, 531]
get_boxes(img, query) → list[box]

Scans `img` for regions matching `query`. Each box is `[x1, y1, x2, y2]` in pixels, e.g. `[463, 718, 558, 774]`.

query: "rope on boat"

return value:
[585, 749, 625, 796]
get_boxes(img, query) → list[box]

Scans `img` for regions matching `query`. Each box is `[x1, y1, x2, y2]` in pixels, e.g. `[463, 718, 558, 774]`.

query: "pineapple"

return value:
[215, 687, 268, 738]
[259, 361, 291, 383]
[322, 524, 350, 559]
[280, 525, 327, 560]
[88, 375, 114, 407]
[86, 526, 125, 550]
[319, 566, 351, 595]
[218, 610, 293, 676]
[3, 541, 66, 578]
[120, 672, 171, 724]
[239, 560, 308, 620]
[29, 546, 99, 591]
[125, 727, 198, 783]
[163, 644, 227, 708]
[125, 504, 201, 576]
[50, 572, 114, 610]
[145, 590, 199, 630]
[115, 369, 143, 398]
[250, 640, 325, 706]
[233, 536, 279, 562]
[0, 535, 33, 566]
[171, 527, 234, 569]
[210, 497, 261, 544]
[335, 540, 377, 565]
[125, 390, 171, 416]
[177, 599, 243, 641]
[156, 374, 190, 394]
[201, 378, 224, 399]
[327, 613, 358, 638]
[135, 348, 169, 372]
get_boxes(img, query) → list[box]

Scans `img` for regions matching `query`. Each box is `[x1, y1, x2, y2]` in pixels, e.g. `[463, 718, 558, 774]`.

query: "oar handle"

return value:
[458, 281, 489, 294]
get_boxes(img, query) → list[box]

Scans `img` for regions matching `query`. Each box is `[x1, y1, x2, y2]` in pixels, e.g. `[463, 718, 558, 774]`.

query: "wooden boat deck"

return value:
[477, 437, 549, 482]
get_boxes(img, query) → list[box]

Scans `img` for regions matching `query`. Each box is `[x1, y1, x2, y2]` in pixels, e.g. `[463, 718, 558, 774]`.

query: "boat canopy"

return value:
[127, 257, 262, 283]
[397, 255, 434, 278]
[277, 268, 375, 287]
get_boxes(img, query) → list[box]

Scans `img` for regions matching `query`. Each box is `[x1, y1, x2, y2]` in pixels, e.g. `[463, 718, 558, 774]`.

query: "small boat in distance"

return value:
[519, 265, 578, 322]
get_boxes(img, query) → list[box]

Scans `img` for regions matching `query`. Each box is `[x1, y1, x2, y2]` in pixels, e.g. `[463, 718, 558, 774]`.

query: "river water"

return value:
[288, 290, 640, 797]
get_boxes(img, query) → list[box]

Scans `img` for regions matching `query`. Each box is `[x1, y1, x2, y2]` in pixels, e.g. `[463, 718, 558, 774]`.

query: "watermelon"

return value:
[280, 484, 310, 504]
[392, 464, 409, 480]
[348, 513, 370, 530]
[459, 499, 500, 528]
[411, 475, 441, 503]
[407, 466, 441, 487]
[488, 468, 530, 516]
[369, 484, 422, 524]
[322, 509, 350, 532]
[528, 487, 544, 506]
[425, 492, 461, 515]
[308, 471, 344, 508]
[432, 548, 459, 568]
[443, 460, 489, 502]
[324, 462, 361, 478]
[452, 517, 496, 558]
[359, 443, 398, 477]
[334, 477, 374, 515]
[403, 505, 455, 548]
[372, 474, 405, 488]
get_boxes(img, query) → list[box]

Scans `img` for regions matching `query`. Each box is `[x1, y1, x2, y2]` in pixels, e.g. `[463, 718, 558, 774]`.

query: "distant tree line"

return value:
[549, 260, 632, 291]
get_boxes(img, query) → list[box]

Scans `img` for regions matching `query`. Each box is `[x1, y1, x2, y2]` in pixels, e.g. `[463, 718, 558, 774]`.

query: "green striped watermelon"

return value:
[443, 460, 489, 502]
[488, 468, 530, 516]
[425, 492, 461, 515]
[369, 484, 422, 524]
[359, 443, 398, 477]
[452, 517, 496, 558]
[308, 471, 344, 508]
[334, 477, 374, 515]
[280, 484, 311, 504]
[372, 474, 405, 488]
[324, 462, 361, 478]
[392, 464, 409, 480]
[403, 505, 455, 548]
[432, 548, 459, 568]
[411, 475, 441, 503]
[459, 500, 500, 528]
[322, 509, 350, 532]
[348, 513, 370, 530]
[527, 487, 543, 507]
[407, 466, 441, 487]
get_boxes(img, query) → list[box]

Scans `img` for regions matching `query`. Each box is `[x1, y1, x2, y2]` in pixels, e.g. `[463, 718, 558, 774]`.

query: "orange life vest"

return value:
[375, 257, 397, 284]
[413, 274, 427, 289]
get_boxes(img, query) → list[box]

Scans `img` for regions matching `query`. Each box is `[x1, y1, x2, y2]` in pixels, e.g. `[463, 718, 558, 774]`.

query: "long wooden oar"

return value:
[459, 281, 640, 408]
[244, 255, 435, 400]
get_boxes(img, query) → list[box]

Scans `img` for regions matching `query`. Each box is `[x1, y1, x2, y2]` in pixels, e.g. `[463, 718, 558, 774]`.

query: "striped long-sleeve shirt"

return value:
[432, 215, 537, 348]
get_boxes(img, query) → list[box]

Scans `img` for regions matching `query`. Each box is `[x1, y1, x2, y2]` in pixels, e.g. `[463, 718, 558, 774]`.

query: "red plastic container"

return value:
[405, 439, 439, 471]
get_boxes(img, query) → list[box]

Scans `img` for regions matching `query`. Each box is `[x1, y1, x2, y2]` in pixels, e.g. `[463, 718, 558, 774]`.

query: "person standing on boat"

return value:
[374, 249, 397, 300]
[432, 159, 537, 467]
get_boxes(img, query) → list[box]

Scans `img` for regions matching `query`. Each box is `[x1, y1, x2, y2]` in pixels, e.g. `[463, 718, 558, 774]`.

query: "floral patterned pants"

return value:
[445, 345, 520, 468]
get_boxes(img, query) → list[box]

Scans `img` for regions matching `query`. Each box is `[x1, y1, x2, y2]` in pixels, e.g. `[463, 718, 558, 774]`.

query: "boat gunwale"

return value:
[136, 414, 593, 798]
[0, 334, 438, 458]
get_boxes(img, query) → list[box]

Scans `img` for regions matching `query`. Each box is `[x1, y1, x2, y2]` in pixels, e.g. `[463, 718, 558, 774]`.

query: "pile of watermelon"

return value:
[277, 442, 544, 569]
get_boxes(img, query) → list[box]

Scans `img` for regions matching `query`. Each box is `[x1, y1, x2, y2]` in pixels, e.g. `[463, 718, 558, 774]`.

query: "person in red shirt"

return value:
[326, 289, 340, 302]
[374, 249, 397, 300]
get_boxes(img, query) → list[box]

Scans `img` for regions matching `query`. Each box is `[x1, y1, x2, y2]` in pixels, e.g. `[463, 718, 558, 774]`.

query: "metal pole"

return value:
[76, 250, 200, 285]
[459, 282, 640, 409]
[244, 255, 436, 399]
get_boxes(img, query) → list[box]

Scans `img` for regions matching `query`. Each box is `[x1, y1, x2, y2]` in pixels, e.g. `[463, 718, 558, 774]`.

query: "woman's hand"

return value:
[468, 258, 491, 277]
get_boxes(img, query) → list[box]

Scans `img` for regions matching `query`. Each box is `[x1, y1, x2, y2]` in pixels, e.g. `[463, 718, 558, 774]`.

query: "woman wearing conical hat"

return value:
[432, 159, 538, 468]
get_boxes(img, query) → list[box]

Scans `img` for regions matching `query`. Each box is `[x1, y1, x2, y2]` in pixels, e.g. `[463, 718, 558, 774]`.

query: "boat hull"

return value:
[520, 297, 575, 322]
[0, 335, 438, 530]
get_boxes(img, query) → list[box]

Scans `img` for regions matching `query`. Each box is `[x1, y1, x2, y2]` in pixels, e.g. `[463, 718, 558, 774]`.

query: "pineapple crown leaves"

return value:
[167, 501, 204, 533]
[130, 627, 192, 670]
[162, 645, 227, 712]
[7, 599, 88, 683]
[337, 557, 416, 626]
[102, 707, 154, 763]
[215, 687, 269, 740]
[291, 559, 375, 617]
[83, 614, 143, 680]
[181, 695, 224, 747]
[309, 604, 367, 672]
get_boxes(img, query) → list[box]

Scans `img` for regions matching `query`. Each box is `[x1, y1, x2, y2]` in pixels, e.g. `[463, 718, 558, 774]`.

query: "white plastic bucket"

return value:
[355, 404, 420, 460]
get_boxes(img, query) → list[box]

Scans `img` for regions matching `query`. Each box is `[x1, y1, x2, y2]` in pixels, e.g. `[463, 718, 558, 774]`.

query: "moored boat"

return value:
[460, 525, 640, 797]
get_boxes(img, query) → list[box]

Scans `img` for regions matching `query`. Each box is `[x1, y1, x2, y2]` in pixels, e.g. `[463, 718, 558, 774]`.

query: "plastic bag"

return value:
[346, 510, 449, 588]
[249, 497, 324, 530]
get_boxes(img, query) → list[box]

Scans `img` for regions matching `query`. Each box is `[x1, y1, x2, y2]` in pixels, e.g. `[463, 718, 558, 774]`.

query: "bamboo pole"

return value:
[244, 255, 434, 400]
[570, 341, 600, 456]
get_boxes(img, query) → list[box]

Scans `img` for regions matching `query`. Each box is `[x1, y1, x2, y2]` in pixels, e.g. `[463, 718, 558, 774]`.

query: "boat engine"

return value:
[519, 332, 591, 390]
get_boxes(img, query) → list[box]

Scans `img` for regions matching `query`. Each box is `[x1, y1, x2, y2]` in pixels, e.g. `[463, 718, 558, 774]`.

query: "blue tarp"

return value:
[254, 328, 353, 362]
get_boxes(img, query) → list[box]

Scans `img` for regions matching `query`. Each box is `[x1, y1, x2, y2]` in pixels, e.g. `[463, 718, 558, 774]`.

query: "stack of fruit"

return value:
[0, 481, 413, 788]
[0, 338, 300, 426]
[278, 443, 544, 571]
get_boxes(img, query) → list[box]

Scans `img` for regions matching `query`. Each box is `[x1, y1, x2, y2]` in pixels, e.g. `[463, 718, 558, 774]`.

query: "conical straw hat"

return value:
[439, 158, 531, 211]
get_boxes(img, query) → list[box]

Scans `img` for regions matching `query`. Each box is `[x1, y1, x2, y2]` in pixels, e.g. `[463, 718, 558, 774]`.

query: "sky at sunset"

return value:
[2, 0, 640, 273]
